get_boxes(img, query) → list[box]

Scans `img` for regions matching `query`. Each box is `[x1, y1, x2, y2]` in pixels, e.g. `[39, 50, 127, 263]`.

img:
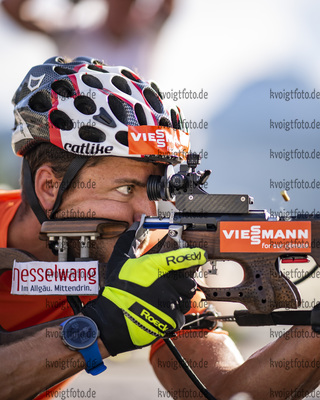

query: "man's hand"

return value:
[83, 225, 207, 356]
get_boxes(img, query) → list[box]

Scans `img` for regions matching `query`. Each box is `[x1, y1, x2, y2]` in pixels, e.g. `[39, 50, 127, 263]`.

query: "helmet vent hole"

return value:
[121, 69, 141, 82]
[143, 88, 164, 114]
[50, 110, 73, 130]
[134, 103, 147, 125]
[111, 76, 132, 95]
[158, 117, 172, 128]
[115, 131, 129, 147]
[82, 74, 103, 89]
[170, 109, 180, 129]
[79, 126, 106, 143]
[88, 64, 109, 73]
[54, 66, 75, 76]
[108, 95, 127, 124]
[29, 91, 52, 113]
[150, 81, 163, 99]
[74, 96, 97, 115]
[51, 79, 75, 98]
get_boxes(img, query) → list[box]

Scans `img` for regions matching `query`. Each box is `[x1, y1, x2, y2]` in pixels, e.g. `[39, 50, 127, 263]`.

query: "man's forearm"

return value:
[0, 325, 109, 400]
[151, 327, 320, 400]
[218, 325, 320, 400]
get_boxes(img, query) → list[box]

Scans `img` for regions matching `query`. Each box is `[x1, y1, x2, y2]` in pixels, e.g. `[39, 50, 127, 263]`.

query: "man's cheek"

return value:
[93, 237, 119, 263]
[105, 237, 119, 262]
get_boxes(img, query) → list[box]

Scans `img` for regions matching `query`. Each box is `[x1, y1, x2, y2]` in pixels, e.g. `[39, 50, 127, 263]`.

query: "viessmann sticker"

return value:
[220, 221, 311, 253]
[128, 125, 190, 159]
[11, 260, 99, 295]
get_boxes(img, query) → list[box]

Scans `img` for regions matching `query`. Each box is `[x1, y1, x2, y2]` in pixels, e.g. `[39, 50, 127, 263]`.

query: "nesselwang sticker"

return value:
[220, 221, 311, 253]
[11, 260, 99, 295]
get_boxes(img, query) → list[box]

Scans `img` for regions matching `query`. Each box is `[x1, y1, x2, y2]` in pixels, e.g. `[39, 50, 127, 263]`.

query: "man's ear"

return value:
[34, 165, 61, 217]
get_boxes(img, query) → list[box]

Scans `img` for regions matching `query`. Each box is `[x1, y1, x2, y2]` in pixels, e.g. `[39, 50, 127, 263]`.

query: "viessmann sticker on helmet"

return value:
[220, 221, 311, 253]
[128, 126, 190, 159]
[11, 260, 99, 295]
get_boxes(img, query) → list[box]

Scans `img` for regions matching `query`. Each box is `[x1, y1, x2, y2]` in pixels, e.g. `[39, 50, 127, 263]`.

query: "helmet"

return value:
[13, 56, 190, 224]
[12, 56, 189, 164]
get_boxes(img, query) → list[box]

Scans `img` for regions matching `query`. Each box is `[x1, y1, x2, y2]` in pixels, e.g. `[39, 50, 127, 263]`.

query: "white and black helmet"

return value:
[12, 56, 189, 164]
[12, 56, 190, 224]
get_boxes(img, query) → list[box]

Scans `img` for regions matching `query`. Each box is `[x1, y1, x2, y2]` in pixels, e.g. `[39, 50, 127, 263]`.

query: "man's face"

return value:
[55, 156, 164, 263]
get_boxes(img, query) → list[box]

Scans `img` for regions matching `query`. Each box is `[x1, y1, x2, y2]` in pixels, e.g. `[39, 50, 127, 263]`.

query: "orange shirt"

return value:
[0, 190, 93, 398]
[0, 190, 21, 248]
[0, 190, 95, 331]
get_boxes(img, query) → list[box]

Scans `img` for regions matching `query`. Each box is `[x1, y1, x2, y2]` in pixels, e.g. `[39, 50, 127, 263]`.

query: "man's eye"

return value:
[116, 185, 133, 195]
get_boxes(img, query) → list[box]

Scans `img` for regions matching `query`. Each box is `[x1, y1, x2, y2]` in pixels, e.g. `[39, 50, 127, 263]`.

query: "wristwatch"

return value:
[60, 316, 107, 375]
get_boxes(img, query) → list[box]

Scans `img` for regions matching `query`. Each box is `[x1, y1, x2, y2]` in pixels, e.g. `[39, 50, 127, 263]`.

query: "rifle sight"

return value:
[147, 152, 211, 202]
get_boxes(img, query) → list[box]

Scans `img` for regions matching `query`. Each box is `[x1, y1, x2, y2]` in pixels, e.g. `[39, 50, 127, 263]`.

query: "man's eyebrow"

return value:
[113, 178, 146, 187]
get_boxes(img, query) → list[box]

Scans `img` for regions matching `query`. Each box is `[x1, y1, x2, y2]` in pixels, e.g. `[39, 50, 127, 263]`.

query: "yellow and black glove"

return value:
[83, 224, 207, 356]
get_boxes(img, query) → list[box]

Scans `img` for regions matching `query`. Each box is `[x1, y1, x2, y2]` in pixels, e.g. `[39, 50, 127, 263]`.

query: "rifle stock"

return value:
[183, 228, 302, 313]
[154, 218, 320, 314]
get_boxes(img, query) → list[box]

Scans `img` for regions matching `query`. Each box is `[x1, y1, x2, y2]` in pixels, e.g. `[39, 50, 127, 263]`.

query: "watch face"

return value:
[62, 316, 99, 349]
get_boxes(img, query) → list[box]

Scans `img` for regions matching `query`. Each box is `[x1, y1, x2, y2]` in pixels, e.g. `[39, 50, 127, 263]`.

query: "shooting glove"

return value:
[82, 224, 207, 356]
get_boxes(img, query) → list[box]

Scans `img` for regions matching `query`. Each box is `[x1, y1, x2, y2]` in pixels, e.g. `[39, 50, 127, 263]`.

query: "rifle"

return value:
[142, 152, 319, 315]
[1, 153, 320, 400]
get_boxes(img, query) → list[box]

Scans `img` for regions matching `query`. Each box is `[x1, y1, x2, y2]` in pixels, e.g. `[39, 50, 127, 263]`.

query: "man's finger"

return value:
[118, 248, 207, 286]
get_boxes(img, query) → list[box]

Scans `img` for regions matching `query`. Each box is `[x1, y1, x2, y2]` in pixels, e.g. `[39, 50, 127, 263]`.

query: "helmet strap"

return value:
[22, 158, 48, 224]
[50, 156, 88, 219]
[22, 157, 88, 224]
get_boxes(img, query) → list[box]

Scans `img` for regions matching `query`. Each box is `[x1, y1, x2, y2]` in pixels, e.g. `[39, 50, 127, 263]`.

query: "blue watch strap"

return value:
[60, 317, 107, 376]
[79, 340, 107, 376]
